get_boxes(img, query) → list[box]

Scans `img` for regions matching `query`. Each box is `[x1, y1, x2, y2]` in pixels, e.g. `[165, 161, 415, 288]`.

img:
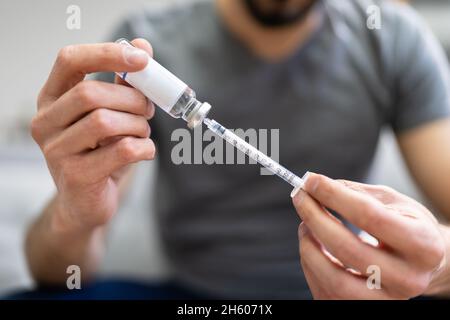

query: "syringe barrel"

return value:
[205, 119, 303, 188]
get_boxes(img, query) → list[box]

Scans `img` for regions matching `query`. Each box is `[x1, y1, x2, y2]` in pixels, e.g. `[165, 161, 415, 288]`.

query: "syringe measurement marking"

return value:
[204, 118, 303, 188]
[223, 126, 295, 184]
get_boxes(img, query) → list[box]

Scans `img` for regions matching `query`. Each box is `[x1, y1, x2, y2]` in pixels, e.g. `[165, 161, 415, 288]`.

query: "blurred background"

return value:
[0, 0, 449, 295]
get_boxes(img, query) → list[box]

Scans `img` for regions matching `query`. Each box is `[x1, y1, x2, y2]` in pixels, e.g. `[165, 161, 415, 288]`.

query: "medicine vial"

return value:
[115, 38, 211, 129]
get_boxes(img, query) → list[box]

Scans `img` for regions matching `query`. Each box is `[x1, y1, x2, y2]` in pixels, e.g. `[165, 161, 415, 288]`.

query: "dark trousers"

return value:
[4, 278, 214, 300]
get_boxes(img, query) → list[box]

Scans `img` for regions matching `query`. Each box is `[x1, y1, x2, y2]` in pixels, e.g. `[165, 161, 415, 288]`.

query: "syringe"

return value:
[204, 118, 304, 189]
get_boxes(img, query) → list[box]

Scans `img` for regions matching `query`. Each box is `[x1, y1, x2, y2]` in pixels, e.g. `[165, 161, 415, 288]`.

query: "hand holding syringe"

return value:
[204, 118, 305, 189]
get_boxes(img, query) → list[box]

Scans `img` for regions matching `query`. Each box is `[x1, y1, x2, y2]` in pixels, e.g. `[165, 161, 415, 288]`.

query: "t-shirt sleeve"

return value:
[389, 4, 450, 133]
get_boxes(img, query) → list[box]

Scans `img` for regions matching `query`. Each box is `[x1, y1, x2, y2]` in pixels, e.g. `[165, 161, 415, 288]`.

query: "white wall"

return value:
[0, 0, 170, 144]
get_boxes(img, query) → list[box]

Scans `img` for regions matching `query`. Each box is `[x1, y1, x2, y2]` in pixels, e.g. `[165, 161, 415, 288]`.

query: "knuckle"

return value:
[117, 138, 139, 162]
[147, 139, 156, 159]
[299, 238, 311, 260]
[41, 138, 65, 163]
[56, 45, 76, 68]
[420, 235, 446, 268]
[360, 200, 376, 216]
[128, 89, 148, 116]
[146, 101, 156, 118]
[37, 89, 47, 109]
[96, 211, 114, 227]
[42, 140, 57, 159]
[89, 109, 113, 135]
[139, 119, 151, 137]
[75, 81, 96, 105]
[377, 185, 402, 201]
[377, 185, 396, 195]
[30, 115, 43, 143]
[356, 201, 382, 230]
[429, 241, 446, 266]
[405, 223, 444, 266]
[99, 43, 117, 60]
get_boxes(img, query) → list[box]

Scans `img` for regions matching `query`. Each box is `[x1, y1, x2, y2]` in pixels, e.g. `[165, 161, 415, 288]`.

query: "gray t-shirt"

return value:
[100, 0, 450, 299]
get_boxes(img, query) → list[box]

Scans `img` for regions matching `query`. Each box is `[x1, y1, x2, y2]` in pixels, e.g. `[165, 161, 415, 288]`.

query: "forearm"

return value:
[426, 225, 450, 297]
[25, 195, 106, 285]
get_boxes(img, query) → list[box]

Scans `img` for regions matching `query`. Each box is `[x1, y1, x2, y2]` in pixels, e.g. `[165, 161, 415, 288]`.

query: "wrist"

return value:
[49, 195, 98, 238]
[426, 224, 450, 296]
[26, 195, 105, 284]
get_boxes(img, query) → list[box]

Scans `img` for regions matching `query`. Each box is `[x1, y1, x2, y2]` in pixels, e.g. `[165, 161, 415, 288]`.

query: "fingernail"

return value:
[292, 190, 306, 206]
[291, 185, 302, 198]
[291, 171, 311, 198]
[145, 100, 154, 119]
[302, 171, 311, 185]
[291, 171, 310, 198]
[304, 171, 319, 192]
[123, 46, 148, 65]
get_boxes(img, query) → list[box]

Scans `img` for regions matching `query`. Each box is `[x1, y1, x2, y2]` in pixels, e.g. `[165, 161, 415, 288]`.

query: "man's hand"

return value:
[31, 39, 155, 232]
[292, 173, 449, 299]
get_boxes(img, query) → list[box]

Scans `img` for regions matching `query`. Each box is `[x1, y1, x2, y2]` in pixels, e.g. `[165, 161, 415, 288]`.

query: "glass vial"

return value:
[115, 38, 211, 129]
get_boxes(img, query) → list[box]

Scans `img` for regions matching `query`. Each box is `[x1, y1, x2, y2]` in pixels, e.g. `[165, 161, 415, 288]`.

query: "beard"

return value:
[243, 0, 319, 28]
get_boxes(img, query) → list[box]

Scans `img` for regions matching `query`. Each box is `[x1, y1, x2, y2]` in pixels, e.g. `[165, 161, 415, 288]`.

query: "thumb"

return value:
[115, 38, 153, 86]
[130, 38, 153, 56]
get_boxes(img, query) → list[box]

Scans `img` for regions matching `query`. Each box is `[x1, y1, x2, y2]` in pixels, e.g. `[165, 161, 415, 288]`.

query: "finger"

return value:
[295, 190, 380, 272]
[115, 38, 154, 87]
[112, 39, 155, 117]
[41, 42, 149, 102]
[44, 109, 151, 158]
[301, 173, 417, 250]
[132, 38, 154, 57]
[302, 259, 331, 299]
[337, 180, 401, 205]
[299, 226, 388, 299]
[37, 81, 154, 136]
[340, 180, 439, 223]
[72, 137, 155, 185]
[294, 190, 419, 296]
[299, 224, 331, 299]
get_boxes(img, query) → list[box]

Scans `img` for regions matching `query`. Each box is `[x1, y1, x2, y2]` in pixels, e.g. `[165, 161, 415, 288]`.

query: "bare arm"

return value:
[25, 167, 134, 284]
[397, 118, 450, 220]
[395, 118, 450, 296]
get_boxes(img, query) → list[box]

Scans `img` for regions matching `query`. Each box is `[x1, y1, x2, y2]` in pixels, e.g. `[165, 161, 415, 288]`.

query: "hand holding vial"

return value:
[31, 39, 156, 232]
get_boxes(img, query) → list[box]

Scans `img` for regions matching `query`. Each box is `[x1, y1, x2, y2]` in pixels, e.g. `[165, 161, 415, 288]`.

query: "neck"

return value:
[216, 0, 321, 62]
